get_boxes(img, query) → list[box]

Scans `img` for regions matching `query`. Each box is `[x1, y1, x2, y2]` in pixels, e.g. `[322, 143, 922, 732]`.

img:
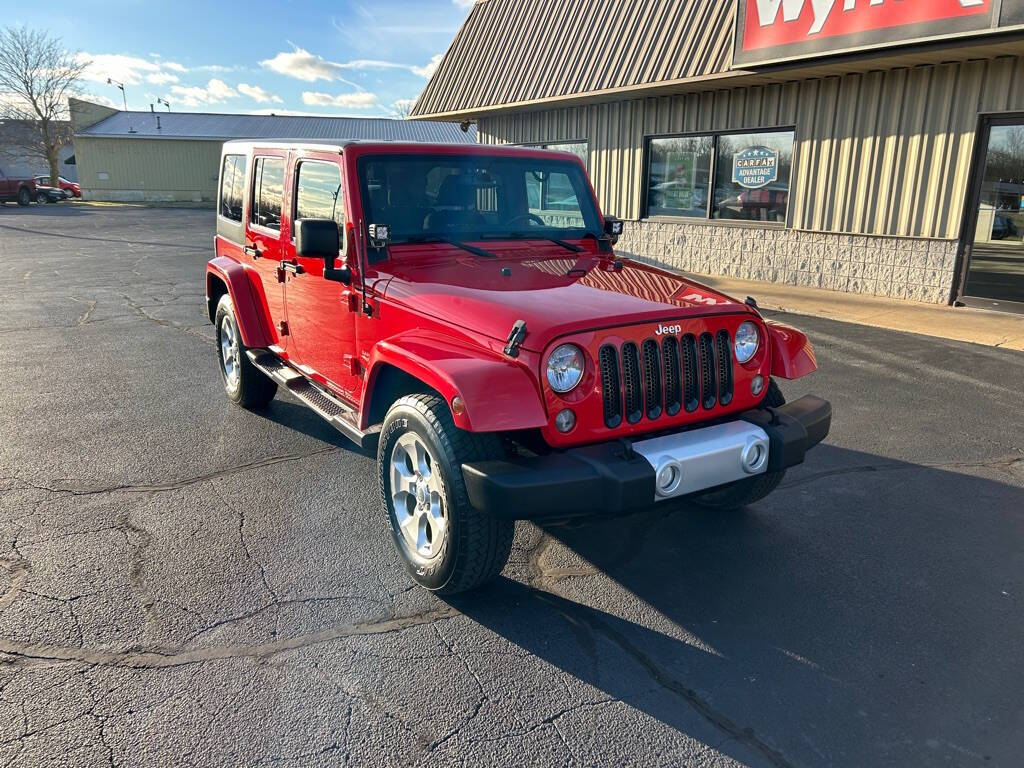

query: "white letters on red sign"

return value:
[756, 0, 987, 37]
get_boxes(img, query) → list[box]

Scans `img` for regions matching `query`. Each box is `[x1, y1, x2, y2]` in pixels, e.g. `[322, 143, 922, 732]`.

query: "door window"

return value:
[251, 157, 284, 231]
[964, 122, 1024, 306]
[295, 161, 344, 226]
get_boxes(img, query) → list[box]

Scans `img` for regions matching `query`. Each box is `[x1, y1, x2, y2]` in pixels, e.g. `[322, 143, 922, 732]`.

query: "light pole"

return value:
[157, 98, 171, 112]
[107, 78, 135, 133]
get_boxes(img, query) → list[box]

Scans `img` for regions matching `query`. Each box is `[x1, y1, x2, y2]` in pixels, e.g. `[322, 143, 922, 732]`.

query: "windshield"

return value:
[357, 153, 601, 246]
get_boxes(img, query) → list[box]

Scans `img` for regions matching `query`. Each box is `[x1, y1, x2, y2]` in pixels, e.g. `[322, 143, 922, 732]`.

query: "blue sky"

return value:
[2, 0, 473, 116]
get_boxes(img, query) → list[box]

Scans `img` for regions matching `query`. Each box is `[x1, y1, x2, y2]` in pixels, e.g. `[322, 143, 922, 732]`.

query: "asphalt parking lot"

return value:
[1, 204, 1022, 767]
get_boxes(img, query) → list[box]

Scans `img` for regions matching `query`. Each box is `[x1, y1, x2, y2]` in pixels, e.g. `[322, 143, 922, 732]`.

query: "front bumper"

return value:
[462, 395, 831, 520]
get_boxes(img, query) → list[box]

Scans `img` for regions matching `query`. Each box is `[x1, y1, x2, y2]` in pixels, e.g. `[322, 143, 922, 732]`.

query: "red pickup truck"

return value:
[0, 168, 36, 206]
[207, 141, 831, 593]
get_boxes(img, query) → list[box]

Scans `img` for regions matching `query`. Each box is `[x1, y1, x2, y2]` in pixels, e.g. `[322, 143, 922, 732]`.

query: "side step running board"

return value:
[247, 350, 381, 451]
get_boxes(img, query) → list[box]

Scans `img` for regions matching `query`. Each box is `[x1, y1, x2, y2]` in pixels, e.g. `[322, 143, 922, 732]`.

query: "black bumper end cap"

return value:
[462, 442, 655, 520]
[741, 395, 832, 473]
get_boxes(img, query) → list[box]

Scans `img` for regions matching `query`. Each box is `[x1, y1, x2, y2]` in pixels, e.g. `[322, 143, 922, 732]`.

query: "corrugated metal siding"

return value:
[480, 56, 1024, 239]
[413, 0, 734, 118]
[76, 137, 223, 201]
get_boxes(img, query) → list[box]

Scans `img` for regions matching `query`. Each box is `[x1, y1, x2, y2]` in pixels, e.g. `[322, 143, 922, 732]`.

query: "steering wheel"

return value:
[505, 213, 545, 228]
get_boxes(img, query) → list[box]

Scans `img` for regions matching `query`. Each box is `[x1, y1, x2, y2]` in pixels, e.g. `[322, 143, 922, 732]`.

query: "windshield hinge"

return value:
[503, 320, 528, 358]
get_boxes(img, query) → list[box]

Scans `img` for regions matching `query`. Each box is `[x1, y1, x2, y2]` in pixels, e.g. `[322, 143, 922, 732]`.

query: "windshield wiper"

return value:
[400, 235, 497, 259]
[480, 232, 583, 253]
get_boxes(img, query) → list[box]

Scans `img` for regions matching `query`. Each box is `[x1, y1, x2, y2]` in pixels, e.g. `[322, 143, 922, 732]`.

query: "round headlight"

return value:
[734, 321, 760, 364]
[547, 344, 585, 393]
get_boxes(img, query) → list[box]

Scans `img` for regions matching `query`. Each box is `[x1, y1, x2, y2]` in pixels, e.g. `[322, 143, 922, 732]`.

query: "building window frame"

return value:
[517, 139, 590, 170]
[642, 125, 796, 228]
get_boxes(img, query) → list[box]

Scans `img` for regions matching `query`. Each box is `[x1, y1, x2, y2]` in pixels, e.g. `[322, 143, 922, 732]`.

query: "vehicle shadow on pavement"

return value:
[259, 399, 370, 454]
[451, 445, 1024, 767]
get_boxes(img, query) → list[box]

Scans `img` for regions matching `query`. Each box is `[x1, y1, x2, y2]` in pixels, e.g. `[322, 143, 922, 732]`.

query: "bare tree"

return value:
[0, 26, 88, 182]
[392, 99, 416, 120]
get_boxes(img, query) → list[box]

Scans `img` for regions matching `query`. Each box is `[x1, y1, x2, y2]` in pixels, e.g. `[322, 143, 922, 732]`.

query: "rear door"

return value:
[245, 153, 289, 350]
[282, 152, 361, 401]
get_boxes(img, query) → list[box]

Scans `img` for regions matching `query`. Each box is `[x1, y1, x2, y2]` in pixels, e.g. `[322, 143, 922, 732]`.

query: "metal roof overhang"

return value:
[412, 29, 1024, 122]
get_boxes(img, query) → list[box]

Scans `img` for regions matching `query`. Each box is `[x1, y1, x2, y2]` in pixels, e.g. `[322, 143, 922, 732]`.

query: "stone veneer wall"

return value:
[614, 221, 958, 304]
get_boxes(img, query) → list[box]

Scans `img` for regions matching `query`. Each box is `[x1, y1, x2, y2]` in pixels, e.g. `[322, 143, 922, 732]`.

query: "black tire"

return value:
[692, 380, 787, 510]
[214, 293, 277, 409]
[378, 394, 513, 595]
[36, 192, 49, 204]
[17, 188, 31, 206]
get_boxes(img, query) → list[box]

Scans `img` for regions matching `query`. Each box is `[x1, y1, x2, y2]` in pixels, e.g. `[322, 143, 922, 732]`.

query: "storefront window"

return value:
[647, 136, 713, 217]
[712, 131, 793, 223]
[644, 129, 794, 224]
[539, 141, 588, 169]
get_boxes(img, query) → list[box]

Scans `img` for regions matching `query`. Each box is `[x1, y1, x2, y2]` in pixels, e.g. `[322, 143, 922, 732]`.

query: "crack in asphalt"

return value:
[1, 446, 341, 499]
[0, 222, 208, 251]
[0, 607, 460, 670]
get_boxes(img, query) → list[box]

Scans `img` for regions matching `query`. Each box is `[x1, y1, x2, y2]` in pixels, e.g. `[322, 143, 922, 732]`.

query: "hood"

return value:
[380, 245, 753, 352]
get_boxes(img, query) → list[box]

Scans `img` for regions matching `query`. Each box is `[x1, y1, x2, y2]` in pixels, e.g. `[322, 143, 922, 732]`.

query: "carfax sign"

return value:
[733, 146, 779, 190]
[733, 0, 1023, 67]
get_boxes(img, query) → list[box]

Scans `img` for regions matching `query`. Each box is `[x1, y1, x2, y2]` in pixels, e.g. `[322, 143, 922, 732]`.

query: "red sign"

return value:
[734, 0, 1000, 66]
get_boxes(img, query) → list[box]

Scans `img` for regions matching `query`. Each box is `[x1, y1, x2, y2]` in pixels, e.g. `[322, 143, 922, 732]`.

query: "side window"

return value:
[295, 161, 344, 227]
[250, 156, 284, 231]
[219, 154, 246, 222]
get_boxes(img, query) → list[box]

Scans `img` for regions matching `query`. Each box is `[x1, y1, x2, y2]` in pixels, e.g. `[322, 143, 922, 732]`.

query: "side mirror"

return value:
[295, 218, 350, 284]
[603, 216, 624, 244]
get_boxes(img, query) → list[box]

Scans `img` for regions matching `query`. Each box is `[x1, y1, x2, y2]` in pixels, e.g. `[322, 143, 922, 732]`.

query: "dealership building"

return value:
[412, 0, 1024, 312]
[68, 98, 476, 205]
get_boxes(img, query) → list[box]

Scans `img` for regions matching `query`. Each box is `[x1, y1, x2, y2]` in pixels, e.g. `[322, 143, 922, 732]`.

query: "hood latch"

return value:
[503, 319, 528, 358]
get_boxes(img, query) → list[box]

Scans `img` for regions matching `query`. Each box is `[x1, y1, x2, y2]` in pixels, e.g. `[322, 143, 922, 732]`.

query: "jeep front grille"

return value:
[599, 330, 735, 429]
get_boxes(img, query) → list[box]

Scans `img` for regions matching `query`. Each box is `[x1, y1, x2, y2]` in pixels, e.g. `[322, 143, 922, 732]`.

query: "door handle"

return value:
[280, 260, 304, 276]
[243, 245, 261, 259]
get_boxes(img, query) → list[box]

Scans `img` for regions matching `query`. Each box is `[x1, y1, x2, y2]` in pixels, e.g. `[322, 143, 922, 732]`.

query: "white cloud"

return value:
[206, 79, 237, 101]
[169, 78, 238, 107]
[452, 0, 476, 7]
[79, 53, 162, 85]
[302, 91, 380, 109]
[261, 47, 346, 82]
[411, 53, 444, 79]
[263, 46, 441, 83]
[162, 61, 187, 73]
[237, 83, 283, 104]
[146, 72, 179, 86]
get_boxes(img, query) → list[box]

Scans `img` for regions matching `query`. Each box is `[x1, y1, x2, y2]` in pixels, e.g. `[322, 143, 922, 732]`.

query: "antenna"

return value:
[107, 78, 135, 133]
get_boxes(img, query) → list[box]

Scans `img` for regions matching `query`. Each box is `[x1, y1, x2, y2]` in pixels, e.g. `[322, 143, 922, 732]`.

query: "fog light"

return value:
[741, 438, 769, 474]
[554, 409, 576, 433]
[655, 460, 682, 497]
[751, 375, 764, 396]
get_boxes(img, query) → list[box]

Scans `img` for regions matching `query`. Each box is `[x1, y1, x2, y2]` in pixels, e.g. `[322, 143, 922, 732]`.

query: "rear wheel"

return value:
[214, 293, 277, 409]
[692, 380, 787, 510]
[36, 192, 49, 204]
[379, 394, 513, 594]
[17, 188, 31, 206]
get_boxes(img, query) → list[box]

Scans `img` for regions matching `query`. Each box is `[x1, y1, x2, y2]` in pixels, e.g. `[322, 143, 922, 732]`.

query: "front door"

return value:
[246, 154, 289, 348]
[959, 116, 1024, 312]
[282, 154, 361, 402]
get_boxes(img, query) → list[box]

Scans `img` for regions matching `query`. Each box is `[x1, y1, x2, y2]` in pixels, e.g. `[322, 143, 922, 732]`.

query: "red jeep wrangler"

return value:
[207, 141, 831, 593]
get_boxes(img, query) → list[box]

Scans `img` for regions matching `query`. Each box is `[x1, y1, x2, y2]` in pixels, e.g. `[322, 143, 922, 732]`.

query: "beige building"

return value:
[413, 0, 1024, 312]
[68, 98, 477, 205]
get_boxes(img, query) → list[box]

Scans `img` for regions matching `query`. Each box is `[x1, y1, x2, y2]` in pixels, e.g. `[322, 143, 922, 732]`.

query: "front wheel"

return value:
[214, 293, 277, 409]
[379, 394, 513, 594]
[692, 380, 788, 510]
[36, 192, 49, 204]
[17, 188, 31, 206]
